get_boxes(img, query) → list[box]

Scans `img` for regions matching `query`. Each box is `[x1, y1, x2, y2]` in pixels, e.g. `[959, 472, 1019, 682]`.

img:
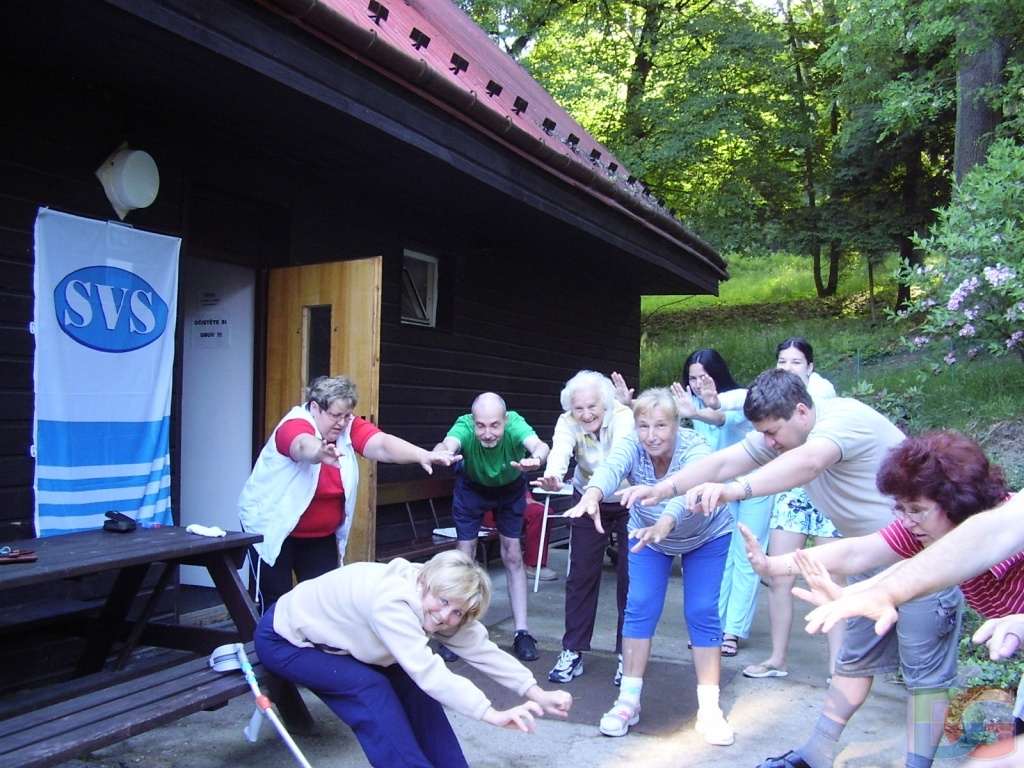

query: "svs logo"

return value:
[54, 266, 169, 352]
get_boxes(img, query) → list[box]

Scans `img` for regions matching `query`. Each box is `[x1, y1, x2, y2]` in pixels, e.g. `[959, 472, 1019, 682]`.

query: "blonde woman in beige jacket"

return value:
[254, 550, 572, 767]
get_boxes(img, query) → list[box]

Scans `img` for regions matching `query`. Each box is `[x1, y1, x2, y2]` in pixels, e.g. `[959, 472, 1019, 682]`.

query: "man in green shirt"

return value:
[435, 392, 550, 661]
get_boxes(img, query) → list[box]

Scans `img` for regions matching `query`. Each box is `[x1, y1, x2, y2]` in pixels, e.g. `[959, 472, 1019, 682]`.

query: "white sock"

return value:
[619, 676, 643, 705]
[697, 684, 721, 716]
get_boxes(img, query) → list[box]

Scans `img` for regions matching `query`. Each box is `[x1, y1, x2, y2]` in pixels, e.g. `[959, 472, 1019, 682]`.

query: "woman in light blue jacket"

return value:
[673, 349, 773, 659]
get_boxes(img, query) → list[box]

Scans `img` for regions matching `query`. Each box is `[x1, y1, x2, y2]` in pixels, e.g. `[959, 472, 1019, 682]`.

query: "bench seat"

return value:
[375, 477, 498, 565]
[0, 646, 263, 768]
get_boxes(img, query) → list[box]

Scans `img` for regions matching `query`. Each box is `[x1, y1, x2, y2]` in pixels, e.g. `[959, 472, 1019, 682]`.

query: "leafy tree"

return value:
[825, 0, 1024, 306]
[460, 0, 1024, 307]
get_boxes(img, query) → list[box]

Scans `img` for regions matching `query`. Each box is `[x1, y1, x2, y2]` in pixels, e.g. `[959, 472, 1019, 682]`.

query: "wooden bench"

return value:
[375, 476, 499, 565]
[0, 645, 264, 768]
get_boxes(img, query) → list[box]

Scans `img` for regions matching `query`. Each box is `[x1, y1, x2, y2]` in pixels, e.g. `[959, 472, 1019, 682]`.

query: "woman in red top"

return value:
[238, 375, 461, 609]
[742, 431, 1013, 768]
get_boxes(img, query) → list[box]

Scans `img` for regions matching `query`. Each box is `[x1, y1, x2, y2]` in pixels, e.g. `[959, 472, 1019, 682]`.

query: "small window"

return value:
[401, 250, 438, 327]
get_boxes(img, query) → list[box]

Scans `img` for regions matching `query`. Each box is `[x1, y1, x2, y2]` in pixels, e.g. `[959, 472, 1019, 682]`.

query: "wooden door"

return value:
[265, 258, 382, 563]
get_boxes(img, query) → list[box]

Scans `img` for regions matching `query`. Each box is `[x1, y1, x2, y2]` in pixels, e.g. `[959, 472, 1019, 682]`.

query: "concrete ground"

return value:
[57, 544, 979, 768]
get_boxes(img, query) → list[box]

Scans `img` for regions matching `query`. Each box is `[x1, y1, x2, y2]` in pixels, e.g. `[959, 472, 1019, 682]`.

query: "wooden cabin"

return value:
[0, 0, 727, 563]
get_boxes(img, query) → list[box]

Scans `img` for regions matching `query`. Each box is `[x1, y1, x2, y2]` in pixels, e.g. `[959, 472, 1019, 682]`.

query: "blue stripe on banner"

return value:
[36, 420, 170, 466]
[35, 419, 174, 536]
[37, 465, 169, 493]
[37, 487, 171, 520]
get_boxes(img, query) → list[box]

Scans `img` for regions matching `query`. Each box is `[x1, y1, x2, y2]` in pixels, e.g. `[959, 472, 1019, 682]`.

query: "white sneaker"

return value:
[599, 699, 640, 737]
[548, 650, 584, 683]
[695, 709, 734, 746]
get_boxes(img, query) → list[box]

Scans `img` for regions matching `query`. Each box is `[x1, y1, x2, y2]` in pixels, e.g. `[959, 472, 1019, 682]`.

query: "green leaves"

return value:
[897, 138, 1024, 367]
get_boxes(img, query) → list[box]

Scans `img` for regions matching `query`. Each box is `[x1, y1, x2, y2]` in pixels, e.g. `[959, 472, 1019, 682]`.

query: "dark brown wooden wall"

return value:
[0, 39, 642, 539]
[376, 249, 640, 484]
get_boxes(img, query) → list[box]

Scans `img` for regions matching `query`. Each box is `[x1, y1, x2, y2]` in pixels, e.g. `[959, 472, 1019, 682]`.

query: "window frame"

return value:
[400, 249, 439, 328]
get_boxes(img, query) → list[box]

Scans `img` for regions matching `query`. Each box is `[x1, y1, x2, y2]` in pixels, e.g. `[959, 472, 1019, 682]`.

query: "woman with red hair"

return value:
[742, 431, 1016, 768]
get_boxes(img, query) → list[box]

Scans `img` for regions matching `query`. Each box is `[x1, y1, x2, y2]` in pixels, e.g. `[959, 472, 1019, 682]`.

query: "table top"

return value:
[0, 527, 261, 591]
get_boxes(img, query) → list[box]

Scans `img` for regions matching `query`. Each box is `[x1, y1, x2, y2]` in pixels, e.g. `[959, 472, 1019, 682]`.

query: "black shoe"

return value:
[513, 630, 539, 661]
[437, 643, 458, 662]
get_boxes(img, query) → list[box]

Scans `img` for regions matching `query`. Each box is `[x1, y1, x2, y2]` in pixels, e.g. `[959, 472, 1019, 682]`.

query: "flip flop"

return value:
[0, 548, 37, 564]
[759, 750, 812, 768]
[721, 636, 739, 657]
[743, 662, 789, 678]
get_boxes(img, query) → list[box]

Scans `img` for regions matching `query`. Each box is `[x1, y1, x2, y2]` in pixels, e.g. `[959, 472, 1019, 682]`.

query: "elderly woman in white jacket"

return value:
[238, 375, 459, 609]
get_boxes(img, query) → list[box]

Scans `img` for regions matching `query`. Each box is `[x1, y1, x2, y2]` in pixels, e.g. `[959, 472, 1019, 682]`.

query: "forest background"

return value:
[458, 0, 1024, 690]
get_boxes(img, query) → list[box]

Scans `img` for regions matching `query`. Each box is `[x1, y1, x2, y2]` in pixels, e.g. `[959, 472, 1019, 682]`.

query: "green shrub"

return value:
[896, 138, 1024, 369]
[841, 376, 927, 433]
[959, 607, 1024, 692]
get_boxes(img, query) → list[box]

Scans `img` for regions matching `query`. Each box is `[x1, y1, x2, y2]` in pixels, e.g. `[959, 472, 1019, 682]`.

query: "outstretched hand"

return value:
[790, 549, 842, 607]
[972, 614, 1024, 661]
[684, 482, 736, 516]
[419, 450, 462, 474]
[629, 516, 675, 553]
[531, 475, 565, 492]
[690, 374, 720, 409]
[738, 522, 770, 575]
[482, 701, 544, 732]
[563, 496, 605, 534]
[611, 372, 634, 406]
[669, 381, 697, 420]
[617, 484, 665, 509]
[528, 687, 573, 717]
[803, 586, 900, 636]
[317, 439, 343, 468]
[511, 457, 543, 472]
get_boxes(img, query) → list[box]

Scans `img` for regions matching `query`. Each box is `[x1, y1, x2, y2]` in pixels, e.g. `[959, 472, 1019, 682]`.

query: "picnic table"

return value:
[0, 526, 313, 768]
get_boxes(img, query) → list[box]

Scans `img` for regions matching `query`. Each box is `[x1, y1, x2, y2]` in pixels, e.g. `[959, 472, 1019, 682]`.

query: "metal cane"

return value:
[209, 643, 314, 768]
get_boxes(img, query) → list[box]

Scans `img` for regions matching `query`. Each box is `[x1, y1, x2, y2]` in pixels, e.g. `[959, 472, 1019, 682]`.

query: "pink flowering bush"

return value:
[895, 139, 1024, 366]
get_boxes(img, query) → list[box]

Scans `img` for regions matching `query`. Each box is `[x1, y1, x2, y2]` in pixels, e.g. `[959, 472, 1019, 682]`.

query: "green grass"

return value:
[641, 251, 897, 314]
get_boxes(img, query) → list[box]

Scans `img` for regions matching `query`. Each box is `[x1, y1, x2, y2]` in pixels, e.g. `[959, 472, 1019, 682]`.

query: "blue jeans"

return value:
[255, 606, 468, 768]
[623, 533, 730, 646]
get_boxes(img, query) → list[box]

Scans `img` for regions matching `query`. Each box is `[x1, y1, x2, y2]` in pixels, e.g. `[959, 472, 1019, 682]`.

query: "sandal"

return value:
[743, 662, 788, 678]
[721, 635, 739, 657]
[758, 750, 811, 768]
[599, 699, 641, 737]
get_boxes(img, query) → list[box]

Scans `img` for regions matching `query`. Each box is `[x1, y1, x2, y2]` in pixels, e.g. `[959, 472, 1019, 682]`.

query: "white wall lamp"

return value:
[95, 142, 160, 220]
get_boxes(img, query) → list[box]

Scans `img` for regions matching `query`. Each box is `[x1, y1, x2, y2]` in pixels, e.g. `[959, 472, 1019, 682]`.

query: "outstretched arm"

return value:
[362, 432, 461, 472]
[805, 495, 1024, 635]
[618, 442, 758, 511]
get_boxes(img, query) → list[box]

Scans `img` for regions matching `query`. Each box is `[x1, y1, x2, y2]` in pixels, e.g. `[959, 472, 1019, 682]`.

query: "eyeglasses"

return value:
[320, 406, 354, 425]
[891, 503, 939, 523]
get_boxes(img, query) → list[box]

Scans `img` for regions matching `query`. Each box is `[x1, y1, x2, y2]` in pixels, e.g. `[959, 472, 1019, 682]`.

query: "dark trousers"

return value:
[251, 534, 338, 611]
[255, 606, 468, 768]
[561, 499, 630, 654]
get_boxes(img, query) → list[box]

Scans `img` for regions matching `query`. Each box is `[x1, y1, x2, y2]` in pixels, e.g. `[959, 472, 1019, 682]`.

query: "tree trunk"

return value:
[895, 234, 923, 308]
[826, 240, 840, 296]
[867, 256, 877, 323]
[811, 241, 824, 296]
[621, 1, 662, 141]
[954, 33, 1008, 182]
